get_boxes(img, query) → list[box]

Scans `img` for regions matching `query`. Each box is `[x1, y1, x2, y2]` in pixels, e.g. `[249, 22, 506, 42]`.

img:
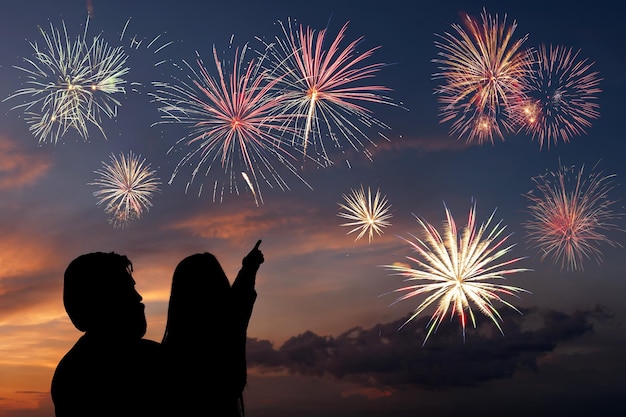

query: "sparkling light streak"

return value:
[383, 201, 530, 345]
[523, 162, 623, 271]
[433, 9, 533, 144]
[150, 43, 311, 204]
[90, 151, 161, 229]
[4, 18, 129, 144]
[338, 185, 392, 242]
[258, 19, 398, 166]
[513, 44, 602, 149]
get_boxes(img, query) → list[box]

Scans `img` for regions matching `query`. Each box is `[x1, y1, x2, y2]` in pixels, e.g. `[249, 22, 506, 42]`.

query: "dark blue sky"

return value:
[0, 1, 624, 416]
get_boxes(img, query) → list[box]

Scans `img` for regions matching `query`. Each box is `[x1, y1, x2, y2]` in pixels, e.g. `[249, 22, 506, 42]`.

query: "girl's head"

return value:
[162, 252, 230, 343]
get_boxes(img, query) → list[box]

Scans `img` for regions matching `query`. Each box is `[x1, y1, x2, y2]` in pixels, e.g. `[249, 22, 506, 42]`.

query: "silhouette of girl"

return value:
[162, 240, 264, 416]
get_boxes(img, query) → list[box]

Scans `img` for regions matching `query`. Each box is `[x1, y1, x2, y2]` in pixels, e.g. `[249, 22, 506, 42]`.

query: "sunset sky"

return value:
[1, 1, 625, 416]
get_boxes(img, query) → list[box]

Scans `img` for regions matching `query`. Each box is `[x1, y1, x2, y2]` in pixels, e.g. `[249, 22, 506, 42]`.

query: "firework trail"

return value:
[241, 171, 259, 207]
[523, 162, 623, 271]
[338, 185, 392, 243]
[433, 9, 533, 144]
[4, 17, 129, 144]
[150, 43, 312, 204]
[90, 151, 161, 228]
[513, 44, 601, 149]
[258, 19, 398, 166]
[383, 201, 530, 345]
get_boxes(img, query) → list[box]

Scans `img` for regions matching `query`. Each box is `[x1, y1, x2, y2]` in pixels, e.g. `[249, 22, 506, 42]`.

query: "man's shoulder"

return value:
[57, 335, 162, 361]
[52, 337, 163, 383]
[139, 338, 161, 346]
[137, 338, 162, 352]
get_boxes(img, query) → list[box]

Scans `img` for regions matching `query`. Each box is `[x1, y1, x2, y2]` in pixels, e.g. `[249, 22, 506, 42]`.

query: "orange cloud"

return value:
[0, 235, 58, 279]
[0, 136, 52, 191]
[165, 199, 377, 252]
[0, 233, 66, 327]
[167, 206, 283, 243]
[0, 384, 52, 416]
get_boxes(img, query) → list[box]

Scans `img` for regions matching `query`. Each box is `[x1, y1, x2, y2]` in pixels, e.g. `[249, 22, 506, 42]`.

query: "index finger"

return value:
[254, 239, 262, 250]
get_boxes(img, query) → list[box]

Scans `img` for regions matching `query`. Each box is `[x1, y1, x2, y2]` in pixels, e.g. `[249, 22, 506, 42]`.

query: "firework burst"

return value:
[4, 18, 129, 144]
[523, 162, 623, 271]
[513, 44, 601, 149]
[433, 9, 533, 144]
[383, 201, 530, 345]
[150, 43, 311, 203]
[258, 19, 398, 166]
[338, 185, 392, 242]
[90, 151, 161, 228]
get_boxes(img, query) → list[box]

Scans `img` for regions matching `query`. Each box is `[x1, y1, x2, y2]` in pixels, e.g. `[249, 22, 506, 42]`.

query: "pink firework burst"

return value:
[150, 43, 311, 203]
[513, 44, 602, 149]
[433, 9, 533, 145]
[258, 19, 398, 166]
[523, 162, 623, 271]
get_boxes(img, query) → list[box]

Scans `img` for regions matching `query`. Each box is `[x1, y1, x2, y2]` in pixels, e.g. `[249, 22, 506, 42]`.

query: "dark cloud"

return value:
[248, 305, 609, 390]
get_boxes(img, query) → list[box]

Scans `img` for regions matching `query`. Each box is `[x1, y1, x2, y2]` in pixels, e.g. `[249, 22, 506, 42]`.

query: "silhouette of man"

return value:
[51, 252, 164, 417]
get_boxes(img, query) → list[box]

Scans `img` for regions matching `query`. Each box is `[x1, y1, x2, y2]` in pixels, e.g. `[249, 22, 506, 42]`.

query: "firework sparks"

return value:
[523, 162, 623, 271]
[119, 18, 175, 86]
[258, 19, 398, 166]
[150, 43, 311, 204]
[432, 9, 533, 144]
[383, 201, 530, 345]
[90, 151, 161, 228]
[513, 44, 601, 149]
[338, 185, 392, 242]
[4, 18, 129, 144]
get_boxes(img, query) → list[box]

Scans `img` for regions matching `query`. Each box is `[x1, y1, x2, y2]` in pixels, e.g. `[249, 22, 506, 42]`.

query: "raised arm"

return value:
[232, 239, 264, 291]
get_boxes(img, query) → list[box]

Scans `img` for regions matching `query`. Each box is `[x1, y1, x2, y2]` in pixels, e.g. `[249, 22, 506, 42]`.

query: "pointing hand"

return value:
[243, 239, 264, 268]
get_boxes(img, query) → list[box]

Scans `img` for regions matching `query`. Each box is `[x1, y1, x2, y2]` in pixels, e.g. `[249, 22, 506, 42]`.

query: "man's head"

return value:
[63, 252, 147, 338]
